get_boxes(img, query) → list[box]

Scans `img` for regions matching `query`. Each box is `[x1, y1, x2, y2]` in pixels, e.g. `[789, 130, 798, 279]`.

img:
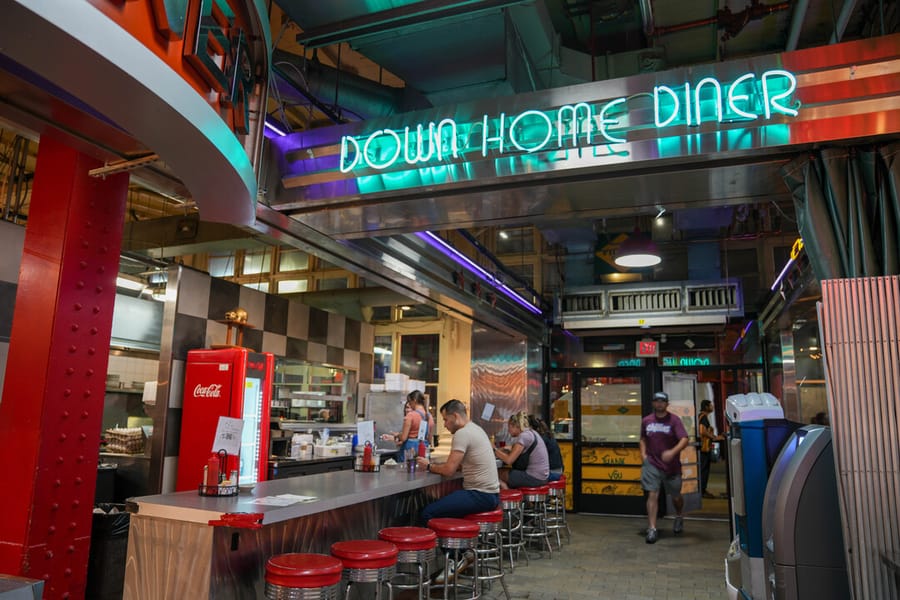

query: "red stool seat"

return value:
[331, 540, 399, 569]
[548, 479, 566, 491]
[518, 485, 549, 496]
[464, 508, 503, 524]
[378, 526, 437, 551]
[266, 553, 343, 588]
[427, 518, 480, 539]
[499, 489, 523, 501]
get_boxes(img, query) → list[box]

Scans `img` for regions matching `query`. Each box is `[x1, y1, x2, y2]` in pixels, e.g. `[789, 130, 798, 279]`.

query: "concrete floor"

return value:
[469, 512, 733, 600]
[404, 455, 735, 600]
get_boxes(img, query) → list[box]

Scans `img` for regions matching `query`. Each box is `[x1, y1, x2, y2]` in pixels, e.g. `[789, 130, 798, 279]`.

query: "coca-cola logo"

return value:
[194, 384, 222, 398]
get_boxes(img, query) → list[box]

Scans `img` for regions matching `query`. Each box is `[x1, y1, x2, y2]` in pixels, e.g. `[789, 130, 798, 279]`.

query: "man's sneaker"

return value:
[646, 527, 658, 544]
[673, 516, 684, 534]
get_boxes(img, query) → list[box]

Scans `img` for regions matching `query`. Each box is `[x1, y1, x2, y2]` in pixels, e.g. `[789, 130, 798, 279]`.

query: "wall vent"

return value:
[556, 280, 742, 329]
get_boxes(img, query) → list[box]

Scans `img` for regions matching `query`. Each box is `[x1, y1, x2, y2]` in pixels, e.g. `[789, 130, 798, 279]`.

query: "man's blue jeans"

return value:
[420, 489, 499, 525]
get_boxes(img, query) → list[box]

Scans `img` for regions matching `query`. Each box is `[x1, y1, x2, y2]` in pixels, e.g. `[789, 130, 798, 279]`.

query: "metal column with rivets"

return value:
[0, 134, 129, 599]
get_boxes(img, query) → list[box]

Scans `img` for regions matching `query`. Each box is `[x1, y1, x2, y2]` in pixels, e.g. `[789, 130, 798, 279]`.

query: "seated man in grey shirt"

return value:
[417, 399, 500, 522]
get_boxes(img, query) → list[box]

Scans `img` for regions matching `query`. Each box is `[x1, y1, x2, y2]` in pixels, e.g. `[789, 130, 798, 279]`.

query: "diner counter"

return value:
[124, 466, 462, 600]
[128, 465, 451, 524]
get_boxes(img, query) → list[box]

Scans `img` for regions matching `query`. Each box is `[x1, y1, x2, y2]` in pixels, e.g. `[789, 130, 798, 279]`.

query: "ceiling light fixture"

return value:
[655, 205, 666, 220]
[116, 275, 145, 291]
[264, 119, 287, 137]
[498, 230, 509, 240]
[614, 228, 661, 268]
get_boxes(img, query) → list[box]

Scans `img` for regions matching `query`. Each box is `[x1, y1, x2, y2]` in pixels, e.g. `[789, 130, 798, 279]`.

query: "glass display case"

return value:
[271, 359, 357, 425]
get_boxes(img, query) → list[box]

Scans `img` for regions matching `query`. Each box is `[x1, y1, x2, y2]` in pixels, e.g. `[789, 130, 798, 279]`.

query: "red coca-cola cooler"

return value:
[175, 347, 274, 492]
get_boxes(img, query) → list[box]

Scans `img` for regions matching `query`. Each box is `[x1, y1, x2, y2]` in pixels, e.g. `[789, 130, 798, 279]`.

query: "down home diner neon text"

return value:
[340, 70, 798, 172]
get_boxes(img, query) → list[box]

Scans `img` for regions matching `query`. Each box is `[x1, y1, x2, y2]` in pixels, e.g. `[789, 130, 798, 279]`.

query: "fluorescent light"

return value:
[116, 275, 145, 291]
[264, 120, 287, 137]
[415, 231, 542, 315]
[770, 257, 795, 291]
[499, 230, 509, 240]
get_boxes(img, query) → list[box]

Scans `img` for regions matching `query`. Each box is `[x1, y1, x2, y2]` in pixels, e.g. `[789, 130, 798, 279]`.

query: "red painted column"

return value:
[0, 133, 128, 599]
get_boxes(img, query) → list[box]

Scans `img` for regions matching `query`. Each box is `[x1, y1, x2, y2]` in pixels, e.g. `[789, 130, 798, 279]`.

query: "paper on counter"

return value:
[276, 494, 317, 502]
[250, 494, 317, 507]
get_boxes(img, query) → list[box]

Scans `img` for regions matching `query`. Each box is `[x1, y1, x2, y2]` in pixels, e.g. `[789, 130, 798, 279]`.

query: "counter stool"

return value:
[427, 517, 481, 600]
[264, 553, 343, 599]
[547, 476, 571, 548]
[378, 526, 437, 600]
[464, 508, 510, 600]
[331, 539, 398, 600]
[498, 489, 526, 571]
[518, 485, 552, 559]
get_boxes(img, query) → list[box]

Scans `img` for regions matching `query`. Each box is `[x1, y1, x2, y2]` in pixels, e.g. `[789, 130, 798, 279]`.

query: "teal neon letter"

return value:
[481, 113, 506, 156]
[403, 123, 436, 164]
[434, 118, 459, 160]
[727, 73, 758, 120]
[762, 70, 798, 118]
[362, 129, 402, 170]
[654, 85, 680, 127]
[598, 98, 626, 143]
[684, 82, 693, 126]
[694, 77, 723, 123]
[340, 136, 360, 173]
[510, 110, 553, 153]
[557, 103, 593, 147]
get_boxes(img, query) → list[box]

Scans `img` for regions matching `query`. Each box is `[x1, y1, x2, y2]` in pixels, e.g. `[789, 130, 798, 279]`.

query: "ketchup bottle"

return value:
[205, 453, 220, 487]
[418, 440, 427, 458]
[363, 441, 373, 472]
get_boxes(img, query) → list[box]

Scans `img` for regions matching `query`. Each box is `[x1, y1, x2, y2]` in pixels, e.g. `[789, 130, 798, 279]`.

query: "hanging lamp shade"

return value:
[615, 228, 661, 268]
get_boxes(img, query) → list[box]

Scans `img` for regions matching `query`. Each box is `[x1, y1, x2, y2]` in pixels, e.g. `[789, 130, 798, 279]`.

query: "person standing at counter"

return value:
[416, 399, 500, 523]
[495, 411, 549, 489]
[382, 390, 434, 460]
[640, 391, 689, 544]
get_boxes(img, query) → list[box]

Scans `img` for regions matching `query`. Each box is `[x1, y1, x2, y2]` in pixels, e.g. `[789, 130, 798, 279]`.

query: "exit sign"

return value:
[636, 340, 659, 357]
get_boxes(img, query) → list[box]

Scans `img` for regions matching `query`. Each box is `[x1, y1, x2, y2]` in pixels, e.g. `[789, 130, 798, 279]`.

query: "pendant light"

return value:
[614, 227, 661, 268]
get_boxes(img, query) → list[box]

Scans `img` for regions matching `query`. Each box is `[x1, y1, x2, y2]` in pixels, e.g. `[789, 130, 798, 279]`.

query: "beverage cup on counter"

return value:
[498, 440, 507, 448]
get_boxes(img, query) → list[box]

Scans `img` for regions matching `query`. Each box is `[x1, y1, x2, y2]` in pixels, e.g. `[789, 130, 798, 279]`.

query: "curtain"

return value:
[781, 142, 900, 280]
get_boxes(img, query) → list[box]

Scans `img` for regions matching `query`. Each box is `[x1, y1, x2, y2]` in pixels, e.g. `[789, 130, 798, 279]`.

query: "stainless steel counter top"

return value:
[129, 466, 452, 525]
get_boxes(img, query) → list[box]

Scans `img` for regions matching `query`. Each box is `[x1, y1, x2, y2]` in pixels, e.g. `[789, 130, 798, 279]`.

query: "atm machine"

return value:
[724, 393, 801, 600]
[761, 425, 850, 600]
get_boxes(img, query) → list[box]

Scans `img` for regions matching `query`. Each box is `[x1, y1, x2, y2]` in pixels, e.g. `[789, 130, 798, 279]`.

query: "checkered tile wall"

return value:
[152, 265, 375, 493]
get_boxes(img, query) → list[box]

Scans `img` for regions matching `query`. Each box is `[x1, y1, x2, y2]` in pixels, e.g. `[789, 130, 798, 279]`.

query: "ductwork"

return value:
[272, 49, 430, 120]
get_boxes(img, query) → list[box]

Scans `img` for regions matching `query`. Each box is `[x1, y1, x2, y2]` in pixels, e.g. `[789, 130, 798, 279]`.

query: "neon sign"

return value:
[340, 70, 797, 172]
[662, 357, 711, 367]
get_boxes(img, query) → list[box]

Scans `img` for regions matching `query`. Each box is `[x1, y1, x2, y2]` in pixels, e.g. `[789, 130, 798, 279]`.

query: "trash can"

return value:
[85, 503, 130, 600]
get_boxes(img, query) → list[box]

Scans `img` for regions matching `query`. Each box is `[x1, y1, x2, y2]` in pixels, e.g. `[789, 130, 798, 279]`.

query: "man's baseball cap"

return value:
[652, 392, 669, 402]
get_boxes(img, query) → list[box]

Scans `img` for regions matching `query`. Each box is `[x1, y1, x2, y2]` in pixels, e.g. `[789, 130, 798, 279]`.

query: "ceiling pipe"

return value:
[638, 0, 655, 38]
[650, 0, 791, 40]
[785, 0, 811, 50]
[829, 0, 860, 43]
[272, 49, 430, 120]
[291, 0, 532, 48]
